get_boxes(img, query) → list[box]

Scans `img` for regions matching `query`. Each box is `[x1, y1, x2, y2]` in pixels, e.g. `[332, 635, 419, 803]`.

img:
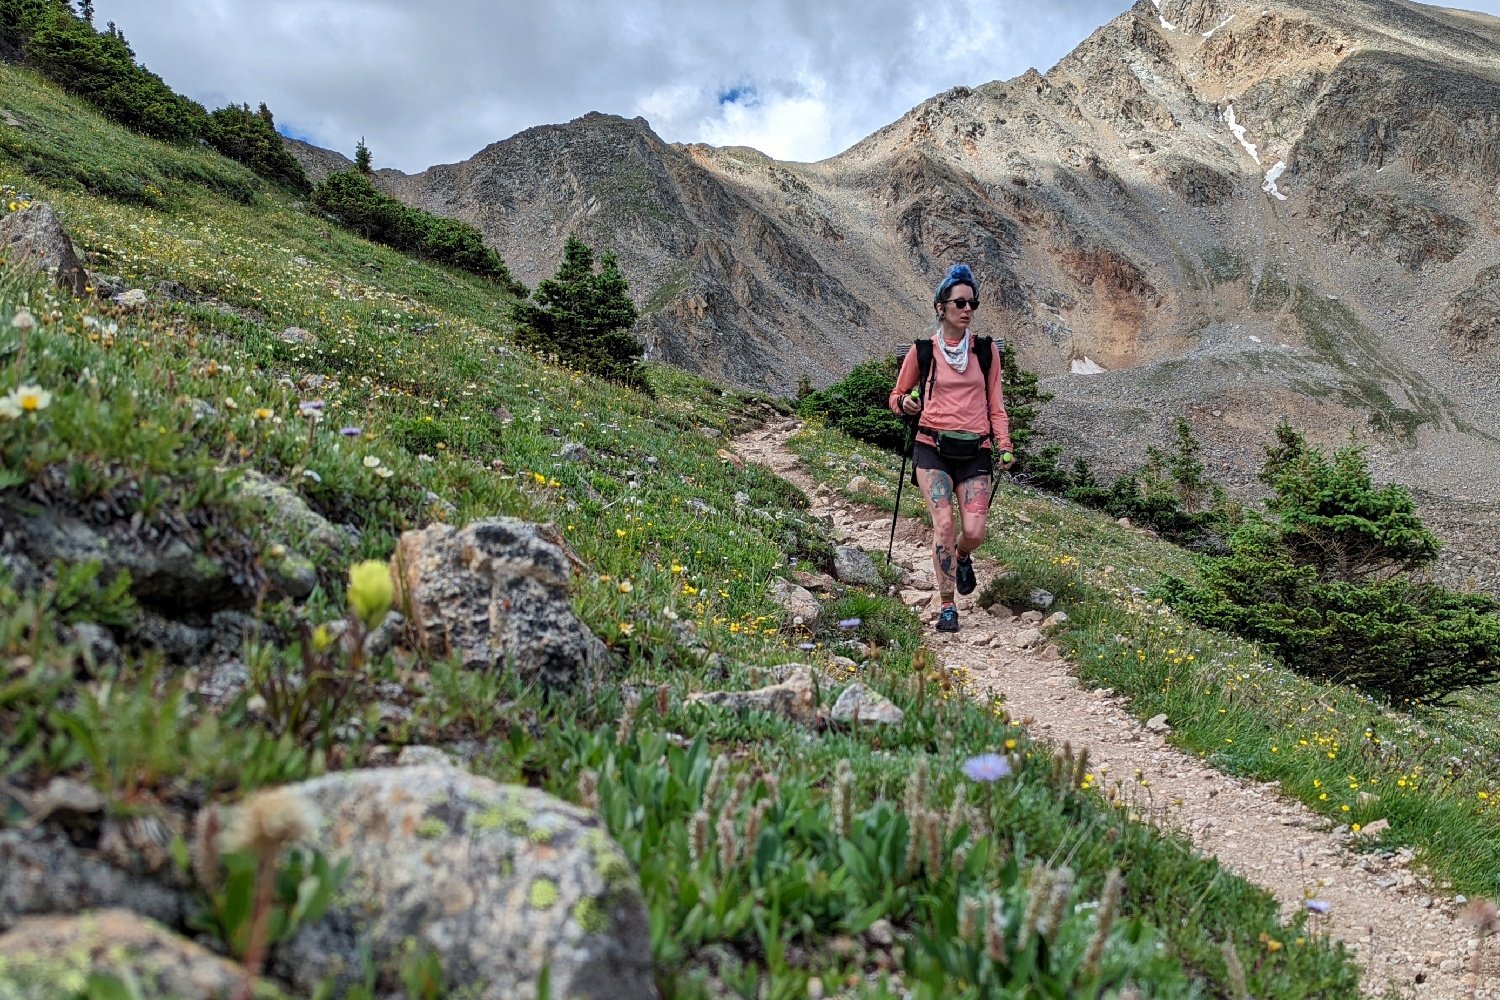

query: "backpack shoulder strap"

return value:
[974, 335, 997, 445]
[914, 337, 933, 398]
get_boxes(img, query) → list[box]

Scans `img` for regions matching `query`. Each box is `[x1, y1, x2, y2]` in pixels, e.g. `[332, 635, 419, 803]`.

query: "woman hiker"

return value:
[888, 264, 1014, 633]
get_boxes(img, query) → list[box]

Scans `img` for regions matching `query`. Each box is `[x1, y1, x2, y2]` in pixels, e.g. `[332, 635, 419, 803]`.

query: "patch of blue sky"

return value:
[717, 84, 758, 107]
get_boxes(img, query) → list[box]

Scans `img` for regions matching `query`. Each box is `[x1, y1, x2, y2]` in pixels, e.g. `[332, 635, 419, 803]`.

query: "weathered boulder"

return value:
[258, 766, 654, 1000]
[0, 202, 88, 296]
[768, 576, 821, 624]
[830, 683, 905, 726]
[688, 665, 818, 725]
[0, 828, 193, 931]
[394, 518, 602, 688]
[833, 545, 882, 587]
[0, 909, 284, 999]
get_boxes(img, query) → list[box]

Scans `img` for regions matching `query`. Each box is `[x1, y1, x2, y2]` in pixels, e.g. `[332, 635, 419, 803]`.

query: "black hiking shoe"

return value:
[937, 604, 960, 632]
[956, 555, 977, 596]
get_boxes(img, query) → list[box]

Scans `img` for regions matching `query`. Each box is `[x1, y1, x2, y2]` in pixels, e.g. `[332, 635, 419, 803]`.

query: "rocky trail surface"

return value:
[734, 418, 1496, 1000]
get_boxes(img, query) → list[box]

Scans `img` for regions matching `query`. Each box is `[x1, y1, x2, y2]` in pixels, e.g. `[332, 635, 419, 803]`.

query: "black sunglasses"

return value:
[943, 297, 980, 310]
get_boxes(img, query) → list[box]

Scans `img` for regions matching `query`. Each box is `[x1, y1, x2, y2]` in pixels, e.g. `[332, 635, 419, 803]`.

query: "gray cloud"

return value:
[91, 0, 1500, 172]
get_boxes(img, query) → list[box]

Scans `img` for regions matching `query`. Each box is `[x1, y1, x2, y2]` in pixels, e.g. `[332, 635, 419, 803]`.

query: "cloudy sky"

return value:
[93, 1, 1500, 173]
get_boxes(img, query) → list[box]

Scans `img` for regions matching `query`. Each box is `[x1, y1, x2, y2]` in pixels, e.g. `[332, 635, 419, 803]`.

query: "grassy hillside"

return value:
[0, 62, 1369, 998]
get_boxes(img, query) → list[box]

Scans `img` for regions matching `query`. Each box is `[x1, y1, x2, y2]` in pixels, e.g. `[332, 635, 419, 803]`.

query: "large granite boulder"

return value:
[393, 518, 602, 688]
[0, 202, 89, 296]
[832, 545, 882, 588]
[259, 766, 654, 1000]
[0, 909, 283, 999]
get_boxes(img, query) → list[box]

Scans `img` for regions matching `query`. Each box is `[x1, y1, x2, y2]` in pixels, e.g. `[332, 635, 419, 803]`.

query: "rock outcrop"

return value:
[0, 202, 88, 295]
[393, 517, 604, 688]
[256, 767, 655, 1000]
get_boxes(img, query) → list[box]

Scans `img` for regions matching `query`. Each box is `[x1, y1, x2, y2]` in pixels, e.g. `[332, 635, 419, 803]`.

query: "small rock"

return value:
[1359, 818, 1391, 837]
[279, 325, 317, 345]
[113, 288, 149, 308]
[833, 545, 882, 588]
[1027, 589, 1055, 609]
[1019, 611, 1044, 624]
[831, 683, 904, 726]
[1014, 628, 1044, 649]
[688, 666, 818, 726]
[1145, 713, 1171, 733]
[396, 745, 455, 768]
[560, 442, 589, 462]
[866, 918, 895, 947]
[769, 577, 822, 624]
[1042, 611, 1068, 628]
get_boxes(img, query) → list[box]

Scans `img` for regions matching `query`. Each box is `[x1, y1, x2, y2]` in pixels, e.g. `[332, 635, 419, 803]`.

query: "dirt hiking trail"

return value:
[734, 418, 1496, 1000]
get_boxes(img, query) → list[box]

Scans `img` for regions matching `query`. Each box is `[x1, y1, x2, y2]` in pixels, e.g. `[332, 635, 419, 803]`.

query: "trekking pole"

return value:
[888, 412, 917, 564]
[989, 450, 1015, 507]
[887, 451, 907, 564]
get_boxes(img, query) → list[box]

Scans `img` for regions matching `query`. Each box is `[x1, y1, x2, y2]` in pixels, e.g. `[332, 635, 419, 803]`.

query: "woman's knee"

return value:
[959, 523, 986, 551]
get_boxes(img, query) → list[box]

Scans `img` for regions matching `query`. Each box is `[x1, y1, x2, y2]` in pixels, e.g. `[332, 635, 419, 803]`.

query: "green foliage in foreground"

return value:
[311, 170, 524, 291]
[511, 234, 648, 392]
[1159, 424, 1500, 703]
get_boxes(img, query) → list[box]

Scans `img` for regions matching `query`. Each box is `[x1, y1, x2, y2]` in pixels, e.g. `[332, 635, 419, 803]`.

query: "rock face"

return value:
[393, 518, 602, 688]
[0, 910, 282, 1000]
[303, 0, 1500, 587]
[265, 766, 654, 1000]
[0, 828, 193, 931]
[0, 201, 88, 295]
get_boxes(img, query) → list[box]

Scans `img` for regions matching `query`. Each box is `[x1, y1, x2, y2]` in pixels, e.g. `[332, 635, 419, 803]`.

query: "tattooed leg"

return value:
[957, 475, 992, 557]
[918, 466, 958, 596]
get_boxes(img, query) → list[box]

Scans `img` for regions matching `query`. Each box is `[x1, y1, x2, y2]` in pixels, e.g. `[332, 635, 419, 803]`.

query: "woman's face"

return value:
[937, 282, 976, 333]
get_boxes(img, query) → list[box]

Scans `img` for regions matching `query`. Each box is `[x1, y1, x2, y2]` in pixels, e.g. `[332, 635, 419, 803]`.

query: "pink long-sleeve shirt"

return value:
[888, 334, 1013, 454]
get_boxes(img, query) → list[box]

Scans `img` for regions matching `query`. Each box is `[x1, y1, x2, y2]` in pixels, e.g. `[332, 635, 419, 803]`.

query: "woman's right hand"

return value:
[900, 395, 922, 416]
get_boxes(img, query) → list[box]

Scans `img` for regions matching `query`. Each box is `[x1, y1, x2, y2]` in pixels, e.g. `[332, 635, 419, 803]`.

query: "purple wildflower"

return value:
[961, 753, 1013, 782]
[1304, 899, 1331, 915]
[298, 399, 325, 414]
[837, 617, 862, 630]
[797, 642, 815, 651]
[339, 425, 362, 437]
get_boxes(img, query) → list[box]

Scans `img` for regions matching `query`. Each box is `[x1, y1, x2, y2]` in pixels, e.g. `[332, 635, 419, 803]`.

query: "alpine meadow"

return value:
[0, 1, 1499, 999]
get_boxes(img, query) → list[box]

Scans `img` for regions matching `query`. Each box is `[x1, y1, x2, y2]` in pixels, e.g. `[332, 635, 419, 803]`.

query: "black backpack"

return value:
[901, 335, 1001, 485]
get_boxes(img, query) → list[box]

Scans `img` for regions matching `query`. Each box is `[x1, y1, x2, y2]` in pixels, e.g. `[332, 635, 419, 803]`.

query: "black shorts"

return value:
[913, 442, 993, 485]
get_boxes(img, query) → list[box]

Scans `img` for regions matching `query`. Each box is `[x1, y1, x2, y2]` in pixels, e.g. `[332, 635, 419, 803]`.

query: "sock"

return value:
[940, 592, 955, 606]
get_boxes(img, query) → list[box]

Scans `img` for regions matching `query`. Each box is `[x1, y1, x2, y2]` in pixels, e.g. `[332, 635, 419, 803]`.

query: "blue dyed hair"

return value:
[934, 263, 979, 305]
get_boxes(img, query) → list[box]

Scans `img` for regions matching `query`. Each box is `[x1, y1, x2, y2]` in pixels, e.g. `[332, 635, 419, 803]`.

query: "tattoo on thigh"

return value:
[960, 476, 991, 512]
[926, 472, 954, 506]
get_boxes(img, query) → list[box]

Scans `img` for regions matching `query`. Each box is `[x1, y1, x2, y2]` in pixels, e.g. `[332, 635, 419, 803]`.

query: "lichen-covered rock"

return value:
[264, 766, 653, 1000]
[393, 518, 602, 688]
[832, 546, 882, 588]
[830, 683, 905, 726]
[0, 202, 88, 296]
[0, 909, 283, 999]
[688, 665, 818, 725]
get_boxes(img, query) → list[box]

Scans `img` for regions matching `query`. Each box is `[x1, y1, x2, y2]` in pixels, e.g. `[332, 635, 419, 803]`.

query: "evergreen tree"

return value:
[1156, 423, 1496, 702]
[354, 137, 372, 173]
[1168, 417, 1209, 511]
[510, 236, 648, 392]
[76, 0, 91, 24]
[205, 101, 310, 193]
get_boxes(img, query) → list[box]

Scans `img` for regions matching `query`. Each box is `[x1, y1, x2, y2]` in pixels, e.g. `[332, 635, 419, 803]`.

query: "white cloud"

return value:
[88, 0, 1500, 172]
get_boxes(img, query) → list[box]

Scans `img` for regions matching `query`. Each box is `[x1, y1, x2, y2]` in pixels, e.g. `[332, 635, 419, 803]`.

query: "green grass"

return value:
[0, 61, 1373, 997]
[789, 419, 1500, 898]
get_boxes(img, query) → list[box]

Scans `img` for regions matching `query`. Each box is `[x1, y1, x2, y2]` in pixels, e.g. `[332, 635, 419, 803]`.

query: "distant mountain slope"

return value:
[288, 0, 1500, 585]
